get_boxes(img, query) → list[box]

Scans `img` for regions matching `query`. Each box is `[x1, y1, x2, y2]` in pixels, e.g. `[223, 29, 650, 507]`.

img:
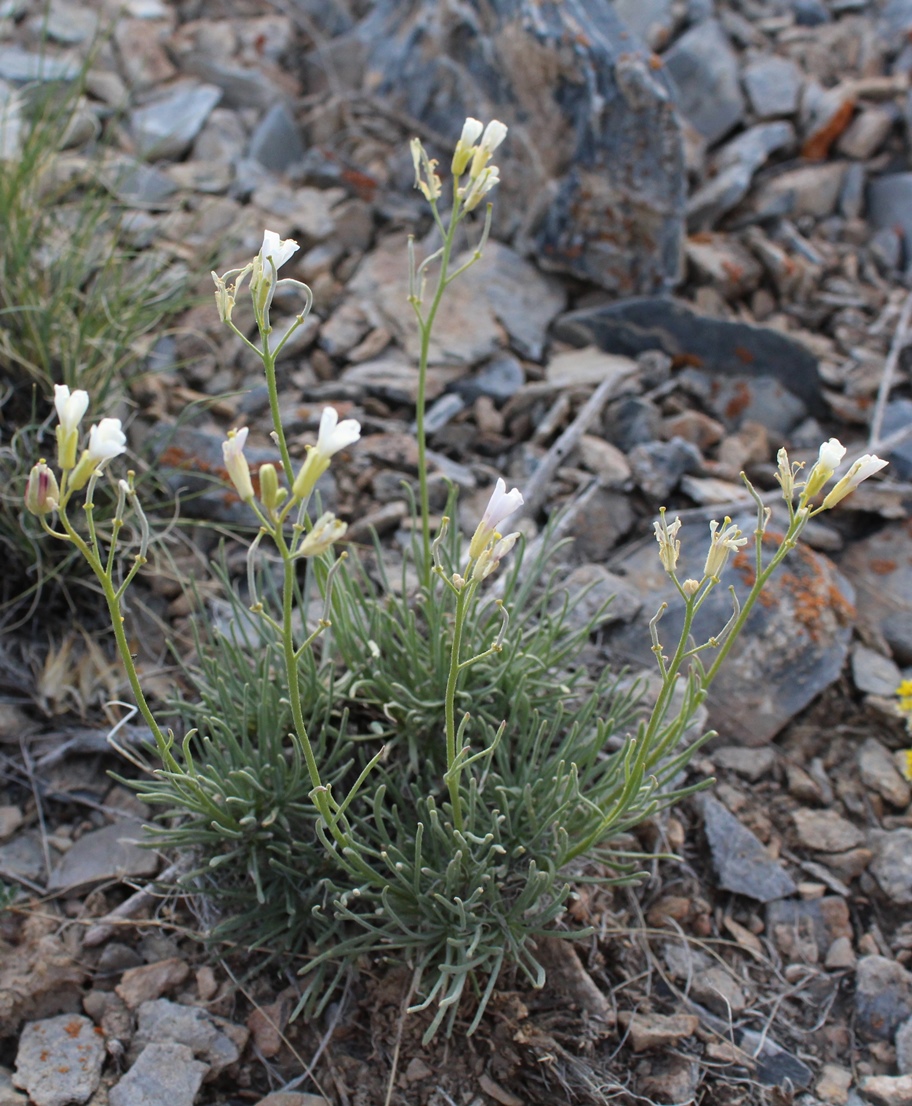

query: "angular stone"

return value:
[852, 644, 903, 697]
[618, 1012, 700, 1052]
[627, 437, 702, 499]
[711, 746, 776, 782]
[353, 0, 685, 293]
[554, 298, 824, 417]
[663, 19, 745, 145]
[743, 56, 803, 119]
[109, 1043, 208, 1106]
[838, 521, 912, 663]
[792, 809, 864, 853]
[248, 101, 304, 172]
[116, 959, 191, 1009]
[0, 46, 80, 83]
[47, 820, 158, 892]
[855, 955, 912, 1040]
[577, 435, 632, 488]
[553, 564, 643, 630]
[836, 106, 895, 159]
[133, 999, 245, 1075]
[449, 353, 525, 404]
[869, 830, 912, 905]
[701, 795, 797, 902]
[896, 1016, 912, 1076]
[858, 739, 911, 808]
[867, 174, 912, 262]
[130, 82, 222, 159]
[752, 162, 848, 219]
[13, 1016, 105, 1106]
[860, 1074, 912, 1106]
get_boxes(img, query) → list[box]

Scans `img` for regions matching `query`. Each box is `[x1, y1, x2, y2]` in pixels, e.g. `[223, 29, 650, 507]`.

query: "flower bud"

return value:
[803, 437, 846, 502]
[54, 385, 89, 470]
[297, 512, 347, 557]
[821, 453, 888, 509]
[222, 427, 255, 502]
[24, 461, 59, 515]
[258, 463, 286, 513]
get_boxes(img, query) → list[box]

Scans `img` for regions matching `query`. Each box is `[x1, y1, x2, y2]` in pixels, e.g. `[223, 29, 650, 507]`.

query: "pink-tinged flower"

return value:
[222, 427, 255, 502]
[821, 453, 888, 509]
[292, 407, 362, 502]
[469, 477, 524, 560]
[24, 461, 59, 516]
[803, 437, 847, 501]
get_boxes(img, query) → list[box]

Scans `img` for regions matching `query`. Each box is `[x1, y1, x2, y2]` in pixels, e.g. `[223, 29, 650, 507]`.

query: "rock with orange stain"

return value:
[13, 1014, 105, 1106]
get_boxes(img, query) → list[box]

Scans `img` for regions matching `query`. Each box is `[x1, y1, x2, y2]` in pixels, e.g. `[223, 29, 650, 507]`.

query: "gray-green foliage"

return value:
[0, 76, 191, 614]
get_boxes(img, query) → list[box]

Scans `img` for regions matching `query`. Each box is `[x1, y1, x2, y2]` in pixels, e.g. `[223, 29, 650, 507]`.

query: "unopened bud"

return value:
[25, 461, 59, 515]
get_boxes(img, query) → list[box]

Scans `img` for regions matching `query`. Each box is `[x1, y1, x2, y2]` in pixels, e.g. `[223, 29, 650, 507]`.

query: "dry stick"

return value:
[514, 372, 635, 520]
[869, 286, 912, 448]
[83, 853, 196, 947]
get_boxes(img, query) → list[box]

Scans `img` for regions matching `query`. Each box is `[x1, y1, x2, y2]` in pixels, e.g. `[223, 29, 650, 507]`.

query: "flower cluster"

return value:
[777, 437, 888, 511]
[466, 477, 523, 582]
[211, 229, 307, 334]
[410, 117, 508, 213]
[25, 385, 127, 515]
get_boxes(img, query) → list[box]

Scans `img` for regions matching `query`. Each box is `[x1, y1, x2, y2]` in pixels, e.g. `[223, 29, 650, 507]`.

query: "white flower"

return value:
[653, 509, 682, 575]
[291, 406, 362, 502]
[68, 417, 127, 491]
[821, 453, 888, 509]
[87, 418, 126, 463]
[316, 406, 361, 458]
[803, 437, 847, 501]
[473, 530, 520, 580]
[222, 426, 254, 502]
[410, 137, 442, 203]
[54, 384, 89, 436]
[451, 117, 485, 175]
[297, 511, 347, 558]
[469, 119, 508, 179]
[54, 384, 90, 470]
[703, 517, 747, 581]
[459, 164, 501, 212]
[469, 477, 524, 560]
[259, 230, 299, 273]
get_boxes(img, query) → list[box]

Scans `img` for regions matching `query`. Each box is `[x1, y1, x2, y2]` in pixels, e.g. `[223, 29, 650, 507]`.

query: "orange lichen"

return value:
[801, 99, 855, 159]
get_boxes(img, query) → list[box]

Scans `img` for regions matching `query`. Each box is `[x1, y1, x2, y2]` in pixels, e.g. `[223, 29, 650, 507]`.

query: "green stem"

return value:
[443, 581, 474, 833]
[261, 342, 295, 488]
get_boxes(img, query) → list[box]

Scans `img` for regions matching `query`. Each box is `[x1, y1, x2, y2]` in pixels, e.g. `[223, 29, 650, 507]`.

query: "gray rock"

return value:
[752, 162, 848, 219]
[882, 0, 912, 35]
[859, 739, 912, 808]
[883, 610, 912, 666]
[712, 122, 796, 176]
[701, 794, 797, 902]
[711, 746, 776, 781]
[47, 820, 159, 893]
[449, 352, 525, 405]
[248, 101, 304, 173]
[742, 56, 803, 119]
[870, 830, 912, 905]
[99, 157, 180, 208]
[605, 515, 854, 745]
[840, 161, 866, 220]
[133, 1000, 243, 1075]
[0, 832, 48, 883]
[663, 19, 745, 145]
[42, 0, 99, 44]
[191, 108, 246, 166]
[603, 396, 662, 451]
[179, 53, 287, 111]
[0, 46, 80, 83]
[897, 1016, 912, 1075]
[130, 82, 222, 160]
[13, 1015, 105, 1106]
[664, 942, 747, 1016]
[109, 1043, 208, 1106]
[352, 0, 685, 294]
[554, 298, 824, 417]
[350, 238, 563, 365]
[838, 522, 912, 658]
[880, 399, 912, 480]
[793, 808, 864, 852]
[553, 564, 643, 630]
[627, 437, 703, 499]
[868, 175, 912, 267]
[564, 488, 635, 561]
[852, 645, 903, 698]
[793, 0, 831, 23]
[686, 162, 755, 230]
[613, 0, 675, 47]
[855, 955, 912, 1041]
[837, 106, 895, 160]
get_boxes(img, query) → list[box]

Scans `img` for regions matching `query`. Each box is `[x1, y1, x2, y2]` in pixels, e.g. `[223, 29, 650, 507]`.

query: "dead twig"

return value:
[83, 853, 195, 947]
[868, 286, 912, 448]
